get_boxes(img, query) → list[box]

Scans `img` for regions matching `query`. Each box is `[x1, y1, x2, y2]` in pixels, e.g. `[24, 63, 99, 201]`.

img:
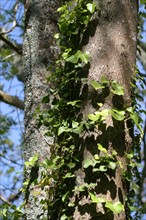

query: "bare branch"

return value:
[8, 191, 22, 203]
[0, 195, 12, 206]
[0, 34, 22, 55]
[0, 90, 24, 110]
[0, 3, 19, 35]
[0, 153, 23, 166]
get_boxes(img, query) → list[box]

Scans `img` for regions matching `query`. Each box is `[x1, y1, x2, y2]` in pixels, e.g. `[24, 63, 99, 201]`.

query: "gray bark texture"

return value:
[23, 0, 60, 219]
[23, 0, 138, 219]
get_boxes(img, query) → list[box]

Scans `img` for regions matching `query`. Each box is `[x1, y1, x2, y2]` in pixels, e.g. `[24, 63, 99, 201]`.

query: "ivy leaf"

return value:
[83, 158, 96, 168]
[81, 15, 90, 25]
[98, 143, 107, 153]
[66, 50, 89, 64]
[100, 76, 109, 84]
[72, 121, 79, 128]
[62, 192, 69, 202]
[90, 193, 105, 203]
[62, 48, 72, 60]
[131, 182, 140, 194]
[86, 3, 96, 14]
[111, 81, 124, 96]
[100, 109, 109, 120]
[58, 126, 70, 135]
[90, 80, 105, 90]
[66, 52, 79, 63]
[54, 33, 60, 39]
[130, 112, 143, 133]
[72, 124, 83, 134]
[99, 165, 107, 172]
[105, 201, 124, 214]
[60, 214, 68, 220]
[42, 158, 54, 168]
[110, 109, 125, 121]
[93, 165, 107, 172]
[108, 161, 116, 170]
[57, 5, 67, 12]
[97, 103, 103, 107]
[88, 112, 100, 121]
[25, 154, 38, 167]
[79, 51, 90, 64]
[67, 100, 81, 107]
[67, 162, 75, 169]
[63, 173, 75, 179]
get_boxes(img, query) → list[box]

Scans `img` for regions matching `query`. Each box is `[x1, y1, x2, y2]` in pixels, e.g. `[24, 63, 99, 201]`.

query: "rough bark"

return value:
[23, 0, 60, 219]
[72, 0, 138, 219]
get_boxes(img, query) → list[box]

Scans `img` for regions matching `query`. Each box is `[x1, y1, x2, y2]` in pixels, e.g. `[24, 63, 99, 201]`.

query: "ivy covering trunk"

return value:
[23, 0, 139, 219]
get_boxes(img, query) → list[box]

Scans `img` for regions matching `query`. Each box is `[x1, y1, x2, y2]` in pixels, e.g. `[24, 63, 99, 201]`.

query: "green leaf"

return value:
[2, 208, 7, 217]
[98, 143, 107, 153]
[110, 109, 125, 121]
[111, 81, 124, 96]
[79, 51, 90, 64]
[88, 112, 100, 121]
[93, 165, 107, 172]
[57, 5, 67, 12]
[90, 80, 105, 90]
[97, 103, 103, 107]
[126, 106, 133, 113]
[54, 33, 60, 39]
[25, 154, 38, 167]
[67, 100, 81, 106]
[129, 206, 139, 211]
[86, 3, 96, 14]
[83, 158, 96, 168]
[90, 193, 105, 203]
[81, 15, 90, 25]
[74, 184, 87, 192]
[66, 53, 79, 64]
[42, 158, 54, 168]
[58, 126, 70, 135]
[72, 121, 79, 128]
[99, 165, 107, 172]
[100, 109, 109, 120]
[67, 162, 75, 169]
[125, 152, 134, 159]
[100, 76, 109, 84]
[66, 50, 89, 64]
[130, 112, 143, 133]
[62, 48, 72, 60]
[72, 124, 83, 134]
[131, 182, 140, 194]
[108, 161, 116, 170]
[62, 192, 69, 202]
[105, 201, 124, 214]
[63, 173, 75, 179]
[60, 214, 68, 220]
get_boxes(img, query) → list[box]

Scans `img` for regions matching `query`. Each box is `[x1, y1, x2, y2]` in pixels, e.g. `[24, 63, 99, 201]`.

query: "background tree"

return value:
[0, 0, 146, 219]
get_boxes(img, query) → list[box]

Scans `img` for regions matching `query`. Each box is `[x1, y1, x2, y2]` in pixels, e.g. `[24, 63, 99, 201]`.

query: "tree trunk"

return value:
[23, 0, 138, 219]
[72, 1, 138, 219]
[23, 0, 60, 219]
